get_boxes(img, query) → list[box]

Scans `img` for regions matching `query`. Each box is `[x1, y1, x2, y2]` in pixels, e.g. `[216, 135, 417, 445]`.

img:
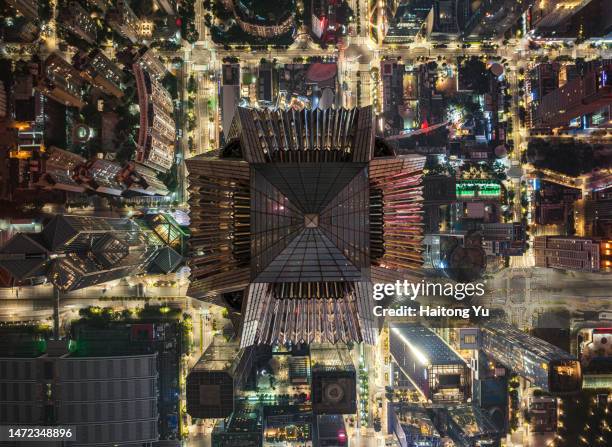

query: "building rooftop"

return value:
[390, 323, 466, 366]
[191, 336, 242, 374]
[447, 404, 500, 439]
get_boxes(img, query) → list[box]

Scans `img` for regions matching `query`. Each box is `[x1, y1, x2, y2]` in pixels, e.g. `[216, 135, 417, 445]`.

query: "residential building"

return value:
[58, 1, 98, 44]
[108, 0, 139, 43]
[36, 146, 87, 193]
[74, 158, 124, 196]
[38, 53, 86, 109]
[134, 64, 176, 172]
[74, 49, 125, 98]
[121, 162, 170, 196]
[134, 47, 168, 80]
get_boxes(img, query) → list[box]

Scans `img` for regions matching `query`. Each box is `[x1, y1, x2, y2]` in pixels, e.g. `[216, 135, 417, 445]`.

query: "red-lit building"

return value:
[311, 0, 342, 43]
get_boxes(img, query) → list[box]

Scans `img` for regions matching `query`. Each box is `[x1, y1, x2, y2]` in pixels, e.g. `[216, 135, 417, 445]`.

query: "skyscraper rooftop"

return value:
[188, 106, 425, 347]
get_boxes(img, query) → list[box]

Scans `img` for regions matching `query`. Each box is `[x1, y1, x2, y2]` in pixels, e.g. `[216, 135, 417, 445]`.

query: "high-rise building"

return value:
[311, 0, 349, 44]
[74, 49, 125, 98]
[534, 235, 610, 272]
[58, 1, 98, 44]
[107, 0, 139, 43]
[134, 63, 176, 172]
[38, 53, 86, 109]
[423, 175, 456, 233]
[134, 47, 168, 81]
[526, 62, 560, 127]
[480, 322, 582, 393]
[389, 324, 471, 403]
[0, 81, 7, 119]
[186, 337, 254, 419]
[187, 106, 425, 347]
[230, 0, 294, 38]
[431, 0, 460, 37]
[0, 215, 163, 291]
[257, 61, 275, 103]
[530, 0, 611, 38]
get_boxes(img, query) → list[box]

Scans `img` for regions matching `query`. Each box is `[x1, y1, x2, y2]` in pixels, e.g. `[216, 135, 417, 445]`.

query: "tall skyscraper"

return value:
[0, 215, 165, 291]
[187, 106, 425, 347]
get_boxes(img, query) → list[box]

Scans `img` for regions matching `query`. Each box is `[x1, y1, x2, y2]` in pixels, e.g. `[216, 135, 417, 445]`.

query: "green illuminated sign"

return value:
[456, 180, 501, 198]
